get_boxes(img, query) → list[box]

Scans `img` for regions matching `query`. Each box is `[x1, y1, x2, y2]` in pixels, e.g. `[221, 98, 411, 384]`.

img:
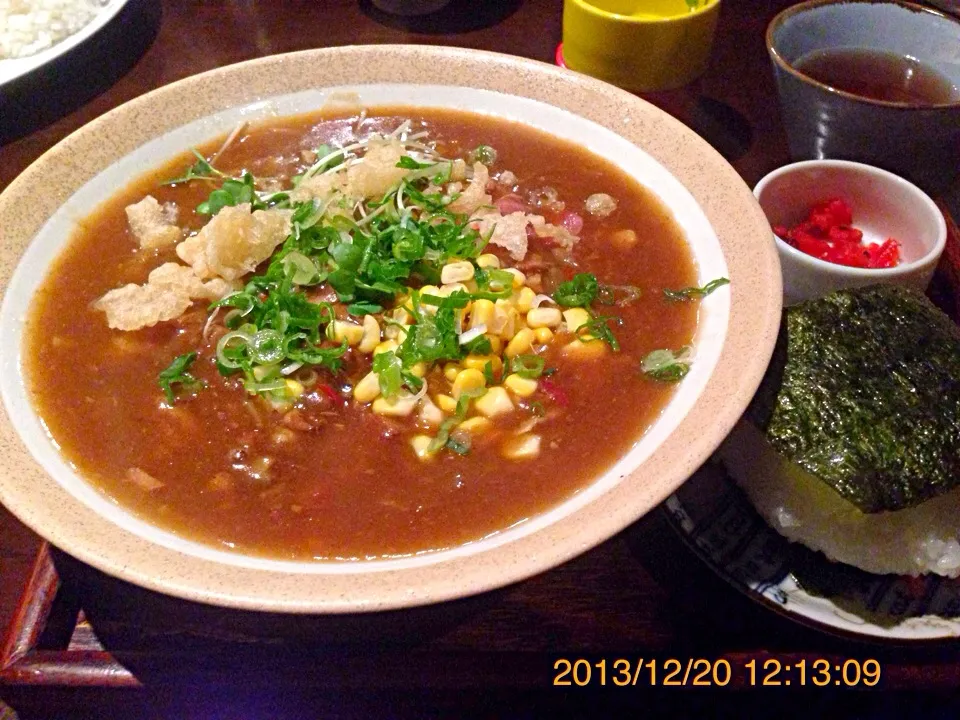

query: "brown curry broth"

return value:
[27, 108, 698, 560]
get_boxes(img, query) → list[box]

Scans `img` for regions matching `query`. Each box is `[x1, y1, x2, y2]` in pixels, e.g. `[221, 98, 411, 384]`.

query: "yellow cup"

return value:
[562, 0, 721, 92]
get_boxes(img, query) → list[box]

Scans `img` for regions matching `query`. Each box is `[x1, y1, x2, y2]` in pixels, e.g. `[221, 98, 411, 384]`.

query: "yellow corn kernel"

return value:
[474, 386, 514, 418]
[494, 303, 520, 339]
[486, 335, 503, 354]
[384, 320, 407, 341]
[526, 307, 563, 328]
[329, 320, 364, 346]
[476, 253, 501, 269]
[452, 368, 486, 399]
[418, 285, 441, 312]
[439, 282, 468, 297]
[409, 361, 428, 378]
[470, 299, 496, 330]
[562, 308, 591, 333]
[441, 260, 475, 284]
[395, 303, 415, 320]
[489, 301, 509, 335]
[502, 433, 541, 460]
[516, 287, 537, 313]
[502, 267, 526, 289]
[610, 228, 639, 250]
[410, 434, 438, 460]
[534, 327, 554, 344]
[419, 397, 444, 427]
[392, 304, 414, 324]
[374, 340, 399, 356]
[443, 363, 461, 381]
[563, 338, 608, 360]
[253, 365, 274, 381]
[504, 373, 538, 398]
[435, 393, 457, 413]
[359, 315, 381, 354]
[458, 416, 493, 435]
[463, 354, 503, 375]
[505, 328, 534, 357]
[353, 371, 381, 403]
[506, 309, 523, 339]
[284, 379, 305, 397]
[372, 393, 418, 417]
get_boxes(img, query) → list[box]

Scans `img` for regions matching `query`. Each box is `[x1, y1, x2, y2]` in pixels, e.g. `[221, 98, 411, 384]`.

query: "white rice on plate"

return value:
[721, 420, 960, 578]
[0, 0, 110, 60]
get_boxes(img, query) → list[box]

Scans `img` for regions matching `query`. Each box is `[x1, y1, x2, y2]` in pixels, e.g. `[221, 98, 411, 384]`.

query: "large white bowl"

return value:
[0, 45, 781, 613]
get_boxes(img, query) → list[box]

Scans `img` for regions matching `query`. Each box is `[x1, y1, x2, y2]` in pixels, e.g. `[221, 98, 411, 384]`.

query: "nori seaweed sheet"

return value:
[748, 284, 960, 514]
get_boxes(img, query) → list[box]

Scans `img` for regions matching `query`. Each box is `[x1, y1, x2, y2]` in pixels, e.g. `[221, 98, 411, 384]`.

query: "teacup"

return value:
[562, 0, 721, 92]
[767, 0, 960, 195]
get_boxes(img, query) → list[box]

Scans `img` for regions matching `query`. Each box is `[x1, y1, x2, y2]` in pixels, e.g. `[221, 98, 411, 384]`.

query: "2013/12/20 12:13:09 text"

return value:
[552, 657, 881, 687]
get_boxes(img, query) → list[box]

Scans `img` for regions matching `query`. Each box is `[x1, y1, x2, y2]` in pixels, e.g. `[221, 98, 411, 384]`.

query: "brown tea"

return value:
[794, 47, 959, 105]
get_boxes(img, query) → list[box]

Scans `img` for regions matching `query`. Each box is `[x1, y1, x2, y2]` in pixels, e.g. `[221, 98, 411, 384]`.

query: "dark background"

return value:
[2, 0, 959, 716]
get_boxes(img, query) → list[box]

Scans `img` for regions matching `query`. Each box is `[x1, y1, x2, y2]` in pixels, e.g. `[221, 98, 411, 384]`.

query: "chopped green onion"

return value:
[215, 330, 253, 370]
[211, 291, 255, 315]
[196, 172, 260, 215]
[597, 283, 642, 306]
[162, 149, 222, 186]
[553, 273, 598, 307]
[249, 329, 285, 364]
[396, 156, 435, 170]
[157, 352, 205, 404]
[445, 434, 471, 455]
[577, 314, 622, 352]
[372, 350, 404, 400]
[641, 348, 691, 382]
[663, 277, 730, 302]
[347, 301, 383, 316]
[462, 334, 492, 356]
[482, 360, 495, 385]
[468, 145, 497, 166]
[509, 354, 545, 379]
[428, 387, 486, 454]
[281, 251, 321, 285]
[243, 378, 287, 394]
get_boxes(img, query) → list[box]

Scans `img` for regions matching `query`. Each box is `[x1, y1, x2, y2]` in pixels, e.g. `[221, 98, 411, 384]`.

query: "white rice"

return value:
[720, 420, 960, 578]
[0, 0, 110, 60]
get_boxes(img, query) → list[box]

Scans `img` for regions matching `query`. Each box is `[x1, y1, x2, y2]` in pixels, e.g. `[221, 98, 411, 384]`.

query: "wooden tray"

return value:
[3, 513, 960, 695]
[4, 212, 960, 711]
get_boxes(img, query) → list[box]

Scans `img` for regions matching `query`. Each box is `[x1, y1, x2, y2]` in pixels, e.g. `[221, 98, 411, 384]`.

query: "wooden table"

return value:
[2, 0, 958, 715]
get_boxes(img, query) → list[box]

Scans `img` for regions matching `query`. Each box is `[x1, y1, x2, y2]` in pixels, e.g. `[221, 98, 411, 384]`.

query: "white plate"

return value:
[0, 0, 130, 87]
[666, 460, 960, 642]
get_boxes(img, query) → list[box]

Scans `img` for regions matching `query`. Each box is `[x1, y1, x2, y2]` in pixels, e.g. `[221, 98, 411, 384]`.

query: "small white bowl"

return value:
[754, 160, 946, 305]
